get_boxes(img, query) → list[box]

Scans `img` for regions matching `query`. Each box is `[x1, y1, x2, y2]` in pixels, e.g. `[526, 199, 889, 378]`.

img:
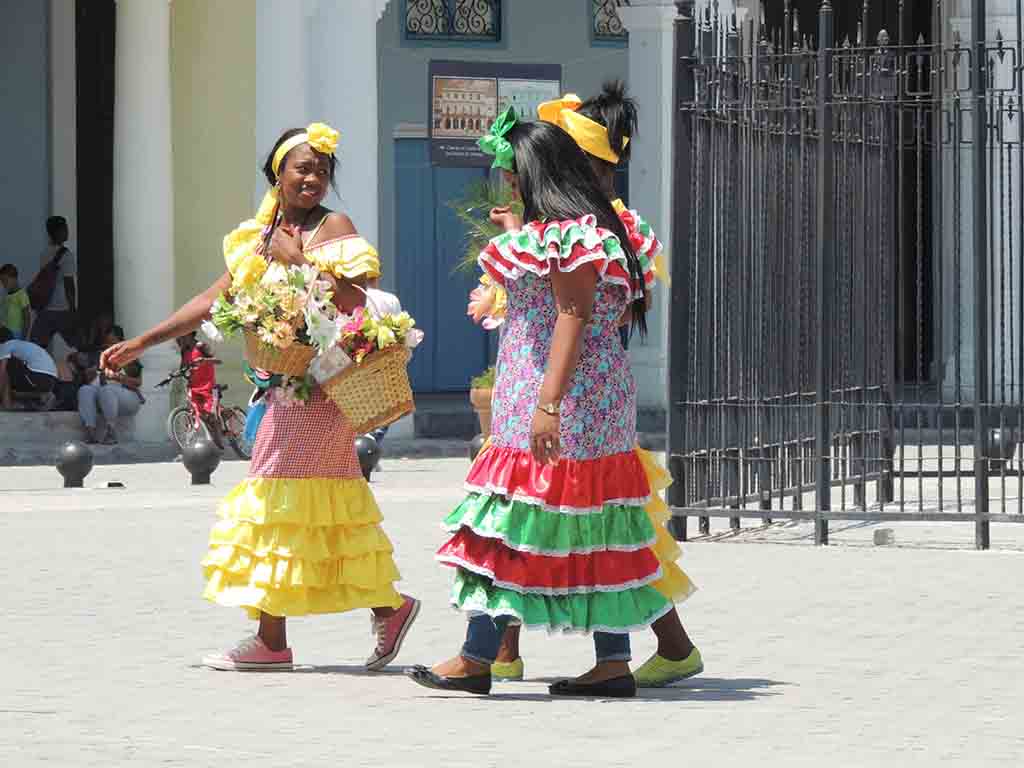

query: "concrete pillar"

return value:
[941, 3, 1022, 402]
[618, 1, 680, 413]
[113, 0, 177, 442]
[254, 0, 312, 206]
[307, 0, 391, 247]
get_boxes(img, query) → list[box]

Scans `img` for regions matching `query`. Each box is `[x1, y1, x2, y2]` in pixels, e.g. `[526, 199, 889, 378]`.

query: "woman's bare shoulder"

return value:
[318, 211, 358, 240]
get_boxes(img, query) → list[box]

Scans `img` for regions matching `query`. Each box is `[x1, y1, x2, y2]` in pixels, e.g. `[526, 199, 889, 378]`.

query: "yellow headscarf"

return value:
[536, 93, 629, 165]
[223, 122, 341, 289]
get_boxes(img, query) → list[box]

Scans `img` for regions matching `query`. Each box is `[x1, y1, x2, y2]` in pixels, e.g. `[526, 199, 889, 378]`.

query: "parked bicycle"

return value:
[157, 360, 252, 459]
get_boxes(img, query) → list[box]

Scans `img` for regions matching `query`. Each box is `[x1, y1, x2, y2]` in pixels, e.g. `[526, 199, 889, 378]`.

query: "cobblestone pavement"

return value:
[2, 459, 1023, 767]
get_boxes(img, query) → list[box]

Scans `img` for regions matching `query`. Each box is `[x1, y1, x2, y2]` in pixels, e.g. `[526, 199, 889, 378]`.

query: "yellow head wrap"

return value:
[537, 93, 629, 165]
[223, 122, 341, 289]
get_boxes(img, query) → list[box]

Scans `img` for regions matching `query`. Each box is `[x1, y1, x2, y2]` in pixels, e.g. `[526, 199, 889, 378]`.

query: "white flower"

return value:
[403, 328, 424, 349]
[310, 346, 353, 383]
[304, 304, 341, 353]
[199, 320, 224, 344]
[260, 262, 289, 287]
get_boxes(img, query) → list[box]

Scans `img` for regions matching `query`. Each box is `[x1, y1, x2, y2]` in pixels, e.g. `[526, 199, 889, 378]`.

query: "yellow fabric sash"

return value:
[537, 93, 629, 165]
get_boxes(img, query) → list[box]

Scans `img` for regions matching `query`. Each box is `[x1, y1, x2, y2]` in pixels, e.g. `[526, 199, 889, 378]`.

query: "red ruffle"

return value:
[465, 445, 652, 513]
[437, 528, 661, 593]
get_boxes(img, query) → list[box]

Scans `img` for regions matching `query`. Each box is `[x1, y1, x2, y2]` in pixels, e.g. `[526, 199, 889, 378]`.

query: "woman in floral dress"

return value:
[408, 108, 670, 698]
[102, 123, 420, 672]
[485, 82, 704, 689]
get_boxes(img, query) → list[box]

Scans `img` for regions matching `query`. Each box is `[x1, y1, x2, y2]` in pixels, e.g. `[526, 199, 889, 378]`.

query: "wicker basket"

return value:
[322, 345, 415, 434]
[244, 331, 316, 377]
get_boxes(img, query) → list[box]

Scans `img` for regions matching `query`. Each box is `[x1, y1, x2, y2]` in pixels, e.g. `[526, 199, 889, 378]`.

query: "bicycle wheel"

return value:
[223, 407, 253, 460]
[167, 406, 201, 452]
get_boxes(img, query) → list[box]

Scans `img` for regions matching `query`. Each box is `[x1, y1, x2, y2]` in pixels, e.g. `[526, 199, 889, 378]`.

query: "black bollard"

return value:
[988, 428, 1018, 472]
[355, 435, 379, 481]
[468, 434, 485, 463]
[56, 441, 94, 488]
[181, 438, 221, 485]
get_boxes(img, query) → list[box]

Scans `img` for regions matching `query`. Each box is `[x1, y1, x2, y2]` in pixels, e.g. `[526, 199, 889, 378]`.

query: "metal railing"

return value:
[667, 1, 1024, 548]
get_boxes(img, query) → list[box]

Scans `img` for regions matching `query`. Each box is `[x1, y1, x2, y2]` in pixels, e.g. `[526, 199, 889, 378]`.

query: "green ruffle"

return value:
[451, 570, 671, 634]
[444, 493, 656, 555]
[490, 217, 625, 265]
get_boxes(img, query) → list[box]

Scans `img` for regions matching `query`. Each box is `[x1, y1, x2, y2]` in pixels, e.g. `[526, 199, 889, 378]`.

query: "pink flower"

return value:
[467, 281, 505, 330]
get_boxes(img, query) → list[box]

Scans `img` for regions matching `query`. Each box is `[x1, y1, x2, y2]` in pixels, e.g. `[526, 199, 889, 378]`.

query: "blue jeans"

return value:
[619, 325, 630, 350]
[462, 615, 631, 664]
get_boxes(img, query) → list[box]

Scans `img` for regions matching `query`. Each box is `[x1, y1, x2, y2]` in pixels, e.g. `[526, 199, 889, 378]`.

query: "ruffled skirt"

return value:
[201, 390, 403, 618]
[438, 443, 695, 634]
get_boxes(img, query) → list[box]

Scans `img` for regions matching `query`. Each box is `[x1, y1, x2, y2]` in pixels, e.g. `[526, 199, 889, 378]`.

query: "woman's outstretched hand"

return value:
[100, 337, 145, 374]
[489, 206, 522, 232]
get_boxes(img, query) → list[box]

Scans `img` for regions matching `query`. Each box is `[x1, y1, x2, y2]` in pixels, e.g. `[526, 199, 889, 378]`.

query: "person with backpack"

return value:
[29, 216, 78, 350]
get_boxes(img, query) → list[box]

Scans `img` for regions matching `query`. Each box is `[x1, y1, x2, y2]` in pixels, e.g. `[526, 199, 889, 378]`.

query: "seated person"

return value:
[0, 264, 31, 341]
[0, 335, 58, 411]
[78, 325, 144, 444]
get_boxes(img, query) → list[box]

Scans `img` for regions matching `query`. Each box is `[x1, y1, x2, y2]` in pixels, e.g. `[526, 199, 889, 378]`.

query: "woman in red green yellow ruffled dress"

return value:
[102, 123, 419, 672]
[408, 107, 677, 698]
[469, 84, 704, 690]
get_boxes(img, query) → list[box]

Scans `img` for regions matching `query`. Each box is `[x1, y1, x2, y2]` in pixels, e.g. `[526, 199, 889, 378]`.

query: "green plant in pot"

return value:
[450, 178, 517, 440]
[469, 365, 496, 438]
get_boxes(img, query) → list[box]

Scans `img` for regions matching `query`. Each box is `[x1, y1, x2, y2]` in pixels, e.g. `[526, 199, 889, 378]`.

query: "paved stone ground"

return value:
[2, 459, 1023, 767]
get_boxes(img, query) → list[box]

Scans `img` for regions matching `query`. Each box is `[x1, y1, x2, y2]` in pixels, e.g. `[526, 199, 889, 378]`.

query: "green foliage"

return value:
[447, 179, 523, 274]
[471, 365, 496, 389]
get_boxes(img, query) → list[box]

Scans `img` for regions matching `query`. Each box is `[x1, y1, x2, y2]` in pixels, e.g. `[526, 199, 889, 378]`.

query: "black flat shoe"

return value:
[548, 674, 637, 698]
[406, 665, 492, 695]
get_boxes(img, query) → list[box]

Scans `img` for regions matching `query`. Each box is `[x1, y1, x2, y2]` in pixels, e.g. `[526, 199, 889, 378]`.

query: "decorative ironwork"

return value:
[667, 1, 1024, 547]
[593, 0, 629, 42]
[405, 0, 501, 42]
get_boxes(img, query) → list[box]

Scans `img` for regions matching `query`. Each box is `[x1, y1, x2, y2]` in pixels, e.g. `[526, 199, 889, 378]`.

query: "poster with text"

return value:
[429, 61, 561, 167]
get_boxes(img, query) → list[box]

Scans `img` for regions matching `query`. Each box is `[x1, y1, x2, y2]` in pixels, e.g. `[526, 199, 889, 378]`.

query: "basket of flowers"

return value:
[315, 307, 423, 435]
[208, 262, 339, 377]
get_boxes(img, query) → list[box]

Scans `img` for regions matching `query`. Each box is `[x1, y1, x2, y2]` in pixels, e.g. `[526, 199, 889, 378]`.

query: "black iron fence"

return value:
[667, 1, 1024, 548]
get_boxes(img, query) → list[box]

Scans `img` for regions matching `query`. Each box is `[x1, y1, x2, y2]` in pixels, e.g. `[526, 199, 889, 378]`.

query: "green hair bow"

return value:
[478, 106, 517, 172]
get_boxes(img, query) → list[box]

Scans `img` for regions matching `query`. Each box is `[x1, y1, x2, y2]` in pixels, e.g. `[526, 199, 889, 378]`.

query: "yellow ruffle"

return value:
[202, 477, 403, 618]
[222, 190, 279, 289]
[308, 236, 381, 280]
[636, 447, 696, 603]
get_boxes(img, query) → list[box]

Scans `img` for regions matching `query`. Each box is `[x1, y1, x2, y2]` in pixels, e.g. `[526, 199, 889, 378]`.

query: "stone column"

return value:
[307, 0, 391, 248]
[113, 0, 177, 442]
[254, 0, 312, 206]
[618, 1, 680, 415]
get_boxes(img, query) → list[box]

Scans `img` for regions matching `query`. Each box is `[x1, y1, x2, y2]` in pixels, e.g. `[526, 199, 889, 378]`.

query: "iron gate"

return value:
[667, 1, 1024, 548]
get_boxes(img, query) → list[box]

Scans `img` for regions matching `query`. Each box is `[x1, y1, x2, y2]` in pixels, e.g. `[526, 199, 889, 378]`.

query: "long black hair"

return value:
[577, 79, 638, 168]
[507, 120, 647, 336]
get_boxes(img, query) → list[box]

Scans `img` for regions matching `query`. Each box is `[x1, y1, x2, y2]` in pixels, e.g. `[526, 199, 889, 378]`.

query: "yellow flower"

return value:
[232, 251, 267, 290]
[306, 122, 340, 156]
[377, 324, 397, 349]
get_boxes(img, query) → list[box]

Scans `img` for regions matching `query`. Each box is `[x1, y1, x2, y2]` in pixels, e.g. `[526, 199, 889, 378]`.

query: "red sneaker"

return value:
[365, 595, 421, 671]
[201, 635, 294, 672]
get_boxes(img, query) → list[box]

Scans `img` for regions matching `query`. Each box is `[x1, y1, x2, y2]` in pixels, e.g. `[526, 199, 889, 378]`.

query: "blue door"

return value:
[395, 139, 492, 392]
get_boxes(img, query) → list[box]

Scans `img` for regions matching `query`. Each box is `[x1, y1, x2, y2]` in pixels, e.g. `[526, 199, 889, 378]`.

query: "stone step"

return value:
[0, 410, 136, 444]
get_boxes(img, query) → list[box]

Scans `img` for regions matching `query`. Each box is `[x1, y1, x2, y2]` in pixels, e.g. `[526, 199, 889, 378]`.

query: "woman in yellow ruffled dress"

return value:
[102, 123, 420, 671]
[473, 84, 704, 688]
